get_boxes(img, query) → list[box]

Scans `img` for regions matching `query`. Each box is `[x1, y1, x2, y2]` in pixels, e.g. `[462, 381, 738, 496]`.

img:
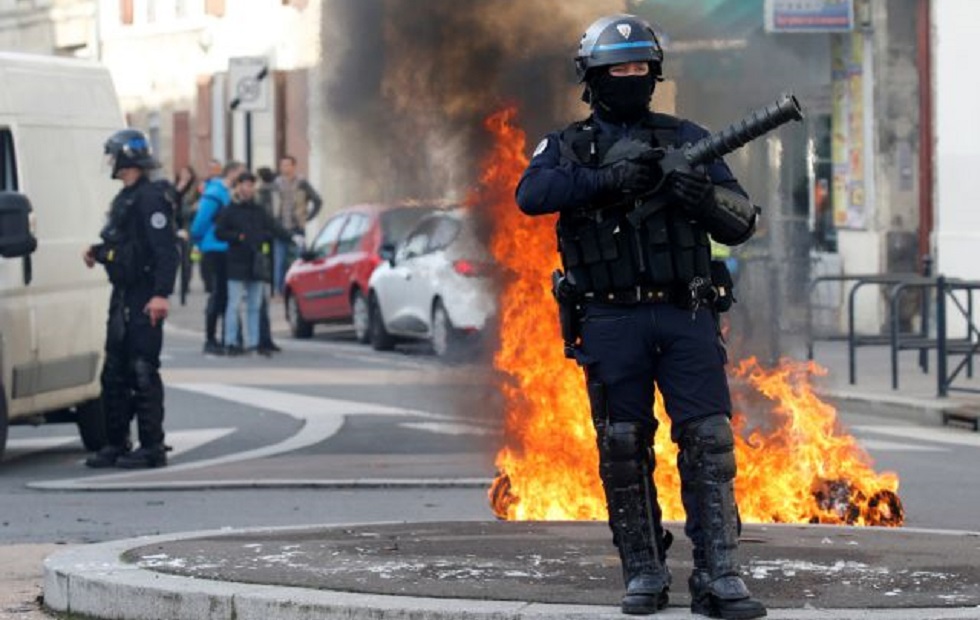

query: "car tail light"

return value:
[453, 259, 490, 277]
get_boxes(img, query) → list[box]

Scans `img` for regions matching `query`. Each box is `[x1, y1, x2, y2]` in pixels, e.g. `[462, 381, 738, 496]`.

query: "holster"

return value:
[552, 269, 581, 359]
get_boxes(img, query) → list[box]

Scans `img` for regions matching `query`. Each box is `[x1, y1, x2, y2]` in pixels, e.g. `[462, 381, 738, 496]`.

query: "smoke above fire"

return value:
[319, 0, 624, 206]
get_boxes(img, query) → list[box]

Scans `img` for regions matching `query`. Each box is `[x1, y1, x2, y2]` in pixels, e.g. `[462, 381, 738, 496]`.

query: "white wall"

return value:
[933, 0, 980, 281]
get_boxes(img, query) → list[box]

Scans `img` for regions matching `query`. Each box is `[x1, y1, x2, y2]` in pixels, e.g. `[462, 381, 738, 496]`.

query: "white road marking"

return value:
[5, 428, 237, 460]
[5, 436, 78, 453]
[858, 439, 947, 453]
[852, 425, 980, 448]
[398, 422, 500, 436]
[165, 428, 237, 457]
[29, 384, 451, 490]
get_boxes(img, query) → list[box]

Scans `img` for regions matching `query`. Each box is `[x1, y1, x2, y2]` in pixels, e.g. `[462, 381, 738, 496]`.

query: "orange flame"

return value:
[477, 107, 902, 527]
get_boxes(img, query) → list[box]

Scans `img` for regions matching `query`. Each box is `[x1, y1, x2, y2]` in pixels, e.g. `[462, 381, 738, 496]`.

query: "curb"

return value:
[29, 477, 494, 492]
[820, 390, 948, 425]
[43, 524, 980, 620]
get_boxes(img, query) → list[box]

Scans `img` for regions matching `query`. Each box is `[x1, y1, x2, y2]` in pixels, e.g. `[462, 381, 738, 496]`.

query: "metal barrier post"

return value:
[937, 275, 948, 397]
[848, 282, 858, 385]
[890, 283, 902, 390]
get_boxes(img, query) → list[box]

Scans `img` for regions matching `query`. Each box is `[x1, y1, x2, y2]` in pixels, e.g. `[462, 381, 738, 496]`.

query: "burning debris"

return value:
[476, 109, 903, 527]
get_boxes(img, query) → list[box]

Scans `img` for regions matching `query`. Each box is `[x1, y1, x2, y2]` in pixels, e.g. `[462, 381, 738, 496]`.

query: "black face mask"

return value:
[589, 72, 656, 124]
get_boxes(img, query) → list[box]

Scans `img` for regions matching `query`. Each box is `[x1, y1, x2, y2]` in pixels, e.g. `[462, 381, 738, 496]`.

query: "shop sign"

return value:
[765, 0, 854, 33]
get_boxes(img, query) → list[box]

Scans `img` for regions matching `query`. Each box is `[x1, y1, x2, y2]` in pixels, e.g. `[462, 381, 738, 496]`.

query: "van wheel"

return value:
[369, 295, 395, 351]
[0, 384, 8, 462]
[76, 398, 107, 452]
[432, 300, 460, 359]
[287, 293, 313, 339]
[351, 291, 371, 344]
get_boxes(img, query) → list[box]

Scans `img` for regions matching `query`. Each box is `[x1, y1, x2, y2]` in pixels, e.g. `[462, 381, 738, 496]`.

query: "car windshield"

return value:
[381, 206, 439, 246]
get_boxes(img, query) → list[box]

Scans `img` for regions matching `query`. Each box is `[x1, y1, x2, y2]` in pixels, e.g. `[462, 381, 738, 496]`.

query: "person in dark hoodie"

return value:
[215, 171, 293, 355]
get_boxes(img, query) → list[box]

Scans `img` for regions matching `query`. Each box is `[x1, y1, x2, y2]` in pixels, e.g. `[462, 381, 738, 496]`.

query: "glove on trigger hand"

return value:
[597, 151, 663, 196]
[669, 167, 715, 214]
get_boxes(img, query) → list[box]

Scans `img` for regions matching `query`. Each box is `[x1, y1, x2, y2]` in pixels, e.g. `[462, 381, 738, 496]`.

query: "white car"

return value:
[367, 209, 495, 357]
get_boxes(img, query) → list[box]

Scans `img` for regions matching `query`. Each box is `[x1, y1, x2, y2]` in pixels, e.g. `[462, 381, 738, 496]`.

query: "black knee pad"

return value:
[130, 358, 159, 392]
[679, 414, 736, 484]
[101, 353, 128, 384]
[600, 422, 653, 485]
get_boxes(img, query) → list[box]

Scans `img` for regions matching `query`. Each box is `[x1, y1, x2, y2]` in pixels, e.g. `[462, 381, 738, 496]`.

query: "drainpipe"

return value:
[917, 0, 934, 271]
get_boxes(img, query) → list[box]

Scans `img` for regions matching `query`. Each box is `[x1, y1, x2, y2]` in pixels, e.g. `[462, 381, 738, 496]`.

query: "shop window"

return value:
[809, 114, 836, 253]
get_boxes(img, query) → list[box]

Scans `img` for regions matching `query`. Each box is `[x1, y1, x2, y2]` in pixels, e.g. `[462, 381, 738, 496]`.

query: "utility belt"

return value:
[552, 261, 735, 361]
[94, 241, 149, 288]
[582, 284, 679, 305]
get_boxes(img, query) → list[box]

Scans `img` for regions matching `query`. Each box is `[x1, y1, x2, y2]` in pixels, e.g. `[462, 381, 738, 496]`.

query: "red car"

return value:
[284, 202, 439, 340]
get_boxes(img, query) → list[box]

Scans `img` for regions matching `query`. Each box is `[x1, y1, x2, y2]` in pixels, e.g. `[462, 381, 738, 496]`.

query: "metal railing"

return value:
[807, 272, 980, 397]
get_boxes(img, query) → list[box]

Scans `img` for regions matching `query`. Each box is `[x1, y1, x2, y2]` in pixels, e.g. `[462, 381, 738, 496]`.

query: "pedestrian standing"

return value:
[516, 14, 765, 619]
[255, 166, 283, 353]
[173, 164, 198, 304]
[83, 129, 178, 469]
[191, 161, 243, 355]
[215, 171, 293, 355]
[273, 155, 322, 295]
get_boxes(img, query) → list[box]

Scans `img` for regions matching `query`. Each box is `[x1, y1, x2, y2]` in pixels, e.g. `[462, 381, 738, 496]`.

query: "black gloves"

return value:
[668, 167, 716, 214]
[597, 151, 663, 195]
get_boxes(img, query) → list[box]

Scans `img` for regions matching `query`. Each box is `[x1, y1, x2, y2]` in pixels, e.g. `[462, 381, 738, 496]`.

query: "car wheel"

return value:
[287, 293, 313, 339]
[76, 397, 107, 452]
[352, 290, 371, 344]
[369, 295, 396, 351]
[432, 300, 459, 359]
[0, 383, 8, 462]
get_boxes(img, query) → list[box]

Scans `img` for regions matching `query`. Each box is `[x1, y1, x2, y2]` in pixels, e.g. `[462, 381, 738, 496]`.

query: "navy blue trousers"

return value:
[580, 302, 731, 440]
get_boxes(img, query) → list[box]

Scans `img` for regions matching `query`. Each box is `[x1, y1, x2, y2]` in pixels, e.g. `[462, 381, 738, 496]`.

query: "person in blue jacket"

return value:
[191, 161, 243, 355]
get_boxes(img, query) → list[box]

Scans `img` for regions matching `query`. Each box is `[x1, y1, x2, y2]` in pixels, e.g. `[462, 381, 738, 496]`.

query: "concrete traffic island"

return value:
[44, 521, 980, 619]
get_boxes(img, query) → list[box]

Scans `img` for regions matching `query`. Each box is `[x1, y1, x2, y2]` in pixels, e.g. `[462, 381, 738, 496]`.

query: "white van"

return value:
[0, 52, 124, 461]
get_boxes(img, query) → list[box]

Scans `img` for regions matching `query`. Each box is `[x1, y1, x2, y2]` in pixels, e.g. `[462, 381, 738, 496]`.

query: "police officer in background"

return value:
[516, 14, 765, 619]
[83, 129, 178, 469]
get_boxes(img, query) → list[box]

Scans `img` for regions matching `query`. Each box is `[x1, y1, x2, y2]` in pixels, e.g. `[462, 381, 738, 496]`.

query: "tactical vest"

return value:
[100, 181, 169, 288]
[556, 113, 712, 295]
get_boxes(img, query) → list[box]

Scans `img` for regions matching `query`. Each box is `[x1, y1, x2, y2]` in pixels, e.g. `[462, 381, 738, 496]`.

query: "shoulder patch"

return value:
[150, 212, 168, 230]
[532, 138, 549, 158]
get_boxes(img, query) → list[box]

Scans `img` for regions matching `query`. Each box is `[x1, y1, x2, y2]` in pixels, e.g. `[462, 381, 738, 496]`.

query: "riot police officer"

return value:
[83, 129, 178, 469]
[516, 14, 765, 619]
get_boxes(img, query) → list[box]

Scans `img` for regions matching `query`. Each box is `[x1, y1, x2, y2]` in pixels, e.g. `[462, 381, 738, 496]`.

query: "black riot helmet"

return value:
[574, 14, 664, 83]
[103, 129, 159, 177]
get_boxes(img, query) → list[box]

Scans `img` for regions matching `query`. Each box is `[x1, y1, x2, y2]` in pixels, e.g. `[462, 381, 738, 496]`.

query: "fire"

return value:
[476, 107, 902, 527]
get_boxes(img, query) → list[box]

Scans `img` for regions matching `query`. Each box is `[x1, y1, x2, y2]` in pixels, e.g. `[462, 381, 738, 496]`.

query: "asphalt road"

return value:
[2, 295, 980, 617]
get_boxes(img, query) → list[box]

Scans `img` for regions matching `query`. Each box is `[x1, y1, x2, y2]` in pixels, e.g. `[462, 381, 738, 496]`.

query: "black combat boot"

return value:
[116, 445, 167, 469]
[599, 422, 671, 615]
[90, 348, 134, 469]
[117, 358, 168, 469]
[679, 415, 766, 620]
[84, 444, 131, 468]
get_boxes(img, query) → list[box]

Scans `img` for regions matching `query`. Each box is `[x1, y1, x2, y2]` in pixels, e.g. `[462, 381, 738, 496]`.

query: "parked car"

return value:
[283, 202, 439, 340]
[367, 209, 496, 357]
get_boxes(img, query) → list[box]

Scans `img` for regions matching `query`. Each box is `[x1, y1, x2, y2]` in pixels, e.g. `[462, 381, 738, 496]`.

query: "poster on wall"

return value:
[765, 0, 854, 33]
[831, 31, 867, 230]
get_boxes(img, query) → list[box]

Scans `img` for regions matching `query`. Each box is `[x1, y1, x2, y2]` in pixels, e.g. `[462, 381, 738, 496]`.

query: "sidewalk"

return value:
[808, 339, 980, 428]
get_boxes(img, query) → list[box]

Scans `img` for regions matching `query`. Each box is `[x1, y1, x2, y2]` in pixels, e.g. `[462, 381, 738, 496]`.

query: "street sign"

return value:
[228, 56, 270, 112]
